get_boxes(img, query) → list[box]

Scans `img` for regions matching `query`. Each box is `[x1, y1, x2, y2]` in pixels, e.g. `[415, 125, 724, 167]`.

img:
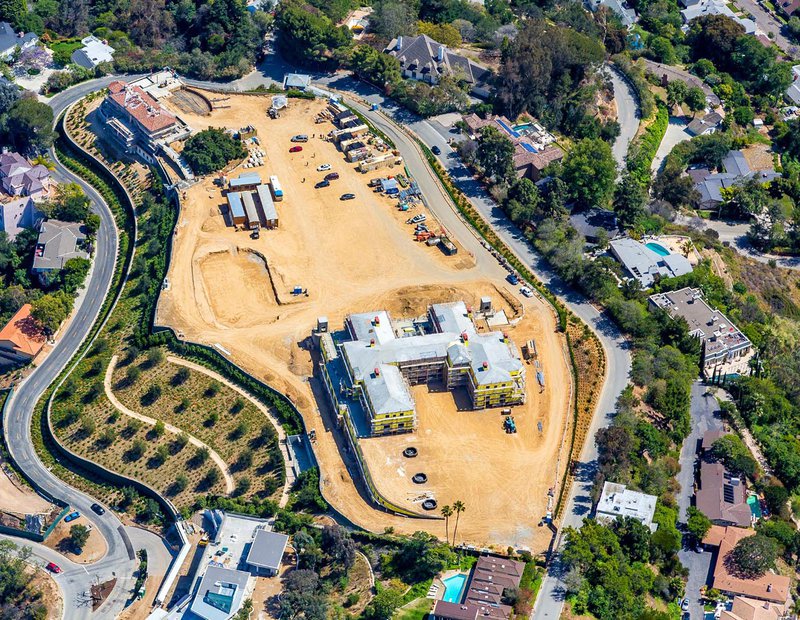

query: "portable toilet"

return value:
[480, 297, 492, 314]
[317, 316, 329, 333]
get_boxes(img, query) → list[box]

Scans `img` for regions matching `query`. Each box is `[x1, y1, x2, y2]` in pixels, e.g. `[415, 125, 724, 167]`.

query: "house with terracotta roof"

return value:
[0, 304, 46, 363]
[462, 114, 564, 181]
[702, 526, 791, 606]
[100, 80, 190, 166]
[384, 35, 494, 98]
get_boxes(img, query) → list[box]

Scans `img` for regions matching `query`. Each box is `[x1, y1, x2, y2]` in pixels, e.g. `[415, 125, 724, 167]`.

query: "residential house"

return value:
[703, 526, 791, 607]
[462, 114, 564, 181]
[609, 237, 693, 288]
[31, 220, 89, 283]
[342, 7, 372, 39]
[188, 565, 251, 620]
[245, 529, 288, 576]
[0, 152, 51, 241]
[649, 287, 754, 379]
[590, 0, 638, 28]
[282, 73, 312, 90]
[0, 304, 46, 363]
[0, 22, 38, 60]
[701, 429, 728, 452]
[696, 461, 752, 527]
[384, 35, 494, 98]
[0, 152, 52, 199]
[681, 0, 756, 33]
[777, 0, 800, 17]
[686, 111, 723, 136]
[690, 149, 780, 210]
[71, 35, 115, 69]
[569, 208, 620, 244]
[101, 80, 189, 165]
[721, 596, 786, 620]
[595, 481, 658, 532]
[786, 65, 800, 104]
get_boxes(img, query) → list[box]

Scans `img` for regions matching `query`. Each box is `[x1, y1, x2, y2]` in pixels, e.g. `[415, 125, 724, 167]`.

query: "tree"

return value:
[686, 506, 712, 543]
[562, 138, 617, 208]
[31, 291, 71, 335]
[476, 126, 514, 183]
[452, 500, 466, 545]
[684, 87, 707, 115]
[441, 504, 452, 543]
[61, 257, 91, 293]
[274, 0, 352, 68]
[666, 80, 687, 110]
[173, 474, 189, 493]
[321, 524, 356, 572]
[393, 531, 455, 580]
[762, 484, 788, 516]
[711, 435, 759, 479]
[730, 534, 779, 578]
[363, 586, 403, 620]
[0, 0, 25, 26]
[372, 0, 417, 38]
[153, 420, 166, 437]
[4, 96, 55, 153]
[0, 80, 19, 116]
[613, 173, 647, 228]
[417, 21, 462, 47]
[69, 524, 90, 552]
[182, 128, 247, 176]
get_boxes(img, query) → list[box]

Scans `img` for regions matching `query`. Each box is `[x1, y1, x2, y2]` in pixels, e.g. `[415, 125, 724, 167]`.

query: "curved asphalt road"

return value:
[1, 75, 160, 618]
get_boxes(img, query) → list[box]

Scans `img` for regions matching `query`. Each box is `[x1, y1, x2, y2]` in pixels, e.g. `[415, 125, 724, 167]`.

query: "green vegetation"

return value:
[0, 539, 47, 618]
[182, 128, 247, 176]
[730, 533, 780, 578]
[69, 523, 90, 553]
[626, 105, 669, 188]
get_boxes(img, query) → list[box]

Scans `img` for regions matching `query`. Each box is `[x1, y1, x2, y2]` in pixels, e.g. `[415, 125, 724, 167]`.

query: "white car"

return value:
[317, 164, 331, 171]
[520, 287, 533, 298]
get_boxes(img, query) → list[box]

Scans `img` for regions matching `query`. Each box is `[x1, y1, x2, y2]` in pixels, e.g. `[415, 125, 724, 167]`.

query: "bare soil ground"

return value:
[157, 93, 570, 551]
[0, 465, 54, 516]
[741, 143, 775, 171]
[29, 567, 62, 620]
[44, 514, 107, 563]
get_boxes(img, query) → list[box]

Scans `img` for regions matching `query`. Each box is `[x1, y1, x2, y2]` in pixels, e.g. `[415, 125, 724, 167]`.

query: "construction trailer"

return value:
[346, 147, 372, 163]
[229, 172, 261, 192]
[241, 191, 260, 230]
[332, 124, 369, 143]
[338, 137, 366, 153]
[226, 192, 247, 227]
[269, 175, 284, 201]
[380, 178, 399, 195]
[334, 111, 359, 127]
[256, 184, 279, 229]
[358, 153, 403, 173]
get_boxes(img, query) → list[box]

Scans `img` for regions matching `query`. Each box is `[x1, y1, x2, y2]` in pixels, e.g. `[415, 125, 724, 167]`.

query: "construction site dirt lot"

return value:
[157, 93, 571, 551]
[0, 464, 54, 516]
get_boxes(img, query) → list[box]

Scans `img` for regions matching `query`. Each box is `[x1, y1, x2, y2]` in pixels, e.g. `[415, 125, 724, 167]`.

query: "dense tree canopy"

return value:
[182, 128, 246, 176]
[562, 138, 617, 208]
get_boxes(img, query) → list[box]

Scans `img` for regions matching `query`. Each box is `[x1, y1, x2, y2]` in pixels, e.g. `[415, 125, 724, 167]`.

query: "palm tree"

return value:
[441, 505, 453, 543]
[452, 500, 466, 546]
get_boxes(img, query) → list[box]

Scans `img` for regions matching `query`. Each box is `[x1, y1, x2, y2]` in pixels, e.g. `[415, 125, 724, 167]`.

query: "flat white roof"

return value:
[596, 481, 657, 531]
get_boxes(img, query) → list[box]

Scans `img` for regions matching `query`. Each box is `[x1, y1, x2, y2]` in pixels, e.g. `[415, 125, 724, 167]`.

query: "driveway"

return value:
[676, 382, 724, 619]
[652, 117, 691, 173]
[607, 65, 641, 169]
[642, 60, 721, 107]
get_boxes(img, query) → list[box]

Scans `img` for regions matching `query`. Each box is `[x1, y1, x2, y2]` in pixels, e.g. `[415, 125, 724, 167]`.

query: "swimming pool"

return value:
[442, 574, 468, 603]
[747, 494, 762, 519]
[645, 242, 671, 257]
[513, 123, 533, 134]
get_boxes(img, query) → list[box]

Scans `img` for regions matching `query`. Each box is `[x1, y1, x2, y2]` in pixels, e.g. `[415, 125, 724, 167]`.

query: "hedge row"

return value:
[626, 103, 669, 186]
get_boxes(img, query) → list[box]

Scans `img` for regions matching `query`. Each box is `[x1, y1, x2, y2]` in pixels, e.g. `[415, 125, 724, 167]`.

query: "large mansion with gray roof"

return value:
[0, 152, 51, 240]
[384, 35, 493, 98]
[649, 287, 753, 379]
[320, 301, 525, 436]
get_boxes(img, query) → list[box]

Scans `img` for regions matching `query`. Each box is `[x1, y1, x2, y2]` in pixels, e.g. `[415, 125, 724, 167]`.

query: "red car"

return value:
[46, 562, 62, 574]
[289, 146, 303, 153]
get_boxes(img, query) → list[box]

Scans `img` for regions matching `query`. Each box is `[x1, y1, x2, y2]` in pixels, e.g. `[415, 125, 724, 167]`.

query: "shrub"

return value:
[171, 367, 190, 386]
[204, 381, 220, 398]
[141, 384, 162, 406]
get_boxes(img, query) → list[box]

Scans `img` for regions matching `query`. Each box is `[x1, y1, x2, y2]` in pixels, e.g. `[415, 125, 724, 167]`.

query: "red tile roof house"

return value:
[702, 526, 791, 608]
[462, 114, 564, 181]
[0, 304, 46, 363]
[431, 556, 525, 620]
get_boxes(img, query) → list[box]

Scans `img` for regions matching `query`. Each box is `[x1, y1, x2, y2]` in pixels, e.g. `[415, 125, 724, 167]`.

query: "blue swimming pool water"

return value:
[748, 494, 762, 518]
[442, 574, 468, 603]
[513, 123, 533, 133]
[645, 242, 670, 257]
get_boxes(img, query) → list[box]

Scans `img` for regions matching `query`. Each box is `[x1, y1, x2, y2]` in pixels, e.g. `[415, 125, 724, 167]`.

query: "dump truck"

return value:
[439, 237, 457, 255]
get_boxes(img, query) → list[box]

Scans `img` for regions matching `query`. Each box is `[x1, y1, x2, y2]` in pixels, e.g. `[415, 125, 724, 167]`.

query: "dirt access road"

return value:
[157, 93, 570, 551]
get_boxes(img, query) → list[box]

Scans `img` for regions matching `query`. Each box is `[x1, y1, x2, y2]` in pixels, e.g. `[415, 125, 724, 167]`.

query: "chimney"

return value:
[767, 583, 773, 592]
[438, 45, 446, 61]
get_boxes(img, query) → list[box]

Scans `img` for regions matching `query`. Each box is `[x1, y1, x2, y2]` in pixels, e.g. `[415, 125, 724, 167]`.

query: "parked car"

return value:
[431, 145, 441, 155]
[315, 180, 330, 188]
[46, 562, 62, 574]
[289, 146, 303, 153]
[520, 287, 533, 298]
[324, 172, 340, 180]
[506, 274, 519, 285]
[90, 503, 105, 516]
[317, 164, 331, 171]
[291, 134, 308, 142]
[340, 193, 356, 201]
[681, 599, 689, 612]
[406, 214, 426, 224]
[64, 511, 80, 522]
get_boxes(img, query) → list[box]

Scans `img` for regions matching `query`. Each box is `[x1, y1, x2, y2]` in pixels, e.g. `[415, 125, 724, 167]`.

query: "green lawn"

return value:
[48, 39, 83, 55]
[394, 597, 433, 619]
